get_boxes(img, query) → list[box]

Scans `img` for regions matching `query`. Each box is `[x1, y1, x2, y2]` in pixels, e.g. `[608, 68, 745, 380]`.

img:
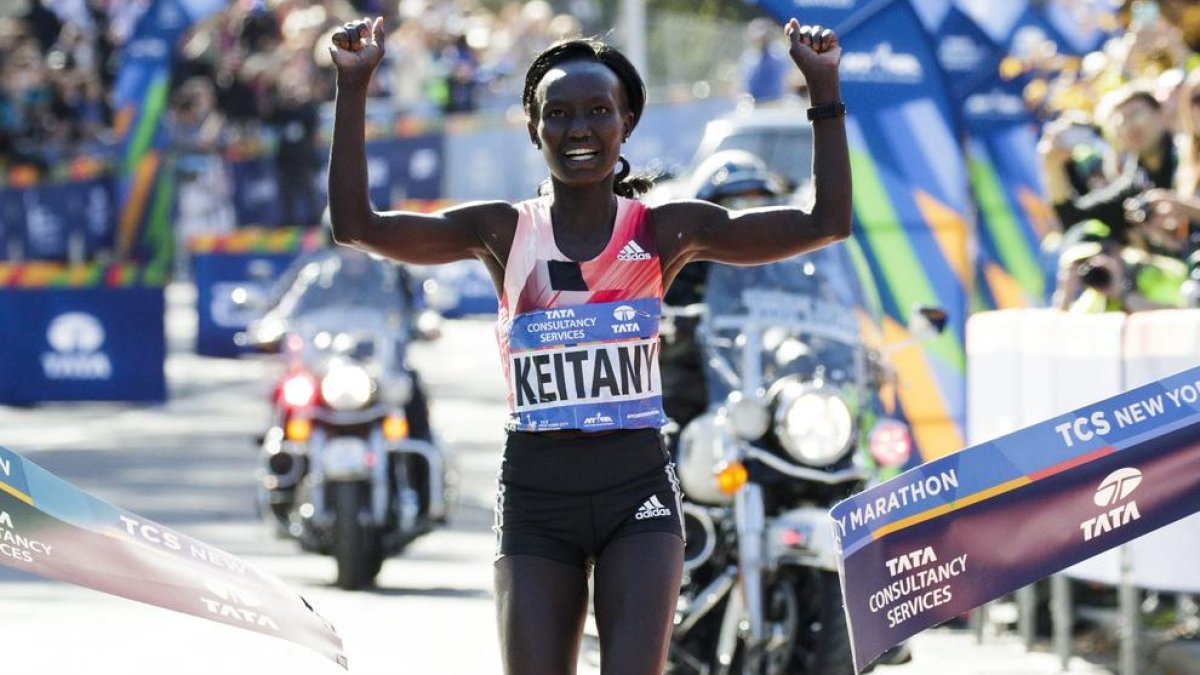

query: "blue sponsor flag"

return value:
[755, 0, 973, 460]
[113, 0, 225, 270]
[831, 365, 1200, 671]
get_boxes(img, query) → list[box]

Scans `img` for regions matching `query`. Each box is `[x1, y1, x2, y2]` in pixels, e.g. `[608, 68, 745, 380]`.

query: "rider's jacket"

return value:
[497, 195, 667, 432]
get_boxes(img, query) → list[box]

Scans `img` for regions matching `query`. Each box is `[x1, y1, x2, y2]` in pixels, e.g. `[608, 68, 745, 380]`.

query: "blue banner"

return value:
[0, 288, 166, 403]
[430, 260, 498, 317]
[832, 366, 1200, 671]
[193, 252, 299, 357]
[12, 177, 118, 262]
[380, 132, 445, 203]
[228, 156, 282, 227]
[0, 186, 26, 261]
[0, 445, 346, 667]
[748, 0, 867, 31]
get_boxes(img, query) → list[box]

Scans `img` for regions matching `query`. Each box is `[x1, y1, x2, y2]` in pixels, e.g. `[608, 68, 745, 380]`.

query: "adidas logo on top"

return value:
[635, 495, 672, 520]
[617, 240, 652, 261]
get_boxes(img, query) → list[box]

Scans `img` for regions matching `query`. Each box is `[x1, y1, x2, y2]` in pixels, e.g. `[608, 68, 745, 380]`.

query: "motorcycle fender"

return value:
[766, 506, 840, 571]
[322, 436, 373, 480]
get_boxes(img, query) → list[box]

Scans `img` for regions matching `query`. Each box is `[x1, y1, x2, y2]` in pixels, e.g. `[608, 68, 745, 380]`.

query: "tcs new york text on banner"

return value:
[831, 365, 1200, 671]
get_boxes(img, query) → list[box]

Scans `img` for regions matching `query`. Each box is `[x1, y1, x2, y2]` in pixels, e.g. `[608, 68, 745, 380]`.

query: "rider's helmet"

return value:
[690, 149, 789, 208]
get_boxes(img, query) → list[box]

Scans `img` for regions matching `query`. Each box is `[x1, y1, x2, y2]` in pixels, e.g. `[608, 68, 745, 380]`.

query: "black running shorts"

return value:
[494, 428, 685, 568]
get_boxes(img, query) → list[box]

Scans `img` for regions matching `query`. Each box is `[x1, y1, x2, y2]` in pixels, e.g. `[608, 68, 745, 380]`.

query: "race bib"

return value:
[506, 297, 666, 431]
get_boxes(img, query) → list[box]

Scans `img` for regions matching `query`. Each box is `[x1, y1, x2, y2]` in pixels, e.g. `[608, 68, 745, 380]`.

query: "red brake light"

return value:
[280, 372, 318, 408]
[869, 418, 912, 468]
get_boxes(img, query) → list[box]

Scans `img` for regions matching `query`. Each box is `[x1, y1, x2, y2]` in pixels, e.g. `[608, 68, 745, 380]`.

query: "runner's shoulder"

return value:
[646, 199, 723, 237]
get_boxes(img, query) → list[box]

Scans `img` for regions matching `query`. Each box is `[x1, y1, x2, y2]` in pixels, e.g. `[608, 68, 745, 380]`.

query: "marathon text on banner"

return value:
[830, 365, 1200, 672]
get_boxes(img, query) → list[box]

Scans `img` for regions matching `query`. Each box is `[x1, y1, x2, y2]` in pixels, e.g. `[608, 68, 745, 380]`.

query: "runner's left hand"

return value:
[785, 18, 841, 83]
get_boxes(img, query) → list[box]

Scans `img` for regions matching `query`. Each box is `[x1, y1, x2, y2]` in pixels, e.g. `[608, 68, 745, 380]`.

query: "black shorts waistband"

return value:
[500, 428, 669, 494]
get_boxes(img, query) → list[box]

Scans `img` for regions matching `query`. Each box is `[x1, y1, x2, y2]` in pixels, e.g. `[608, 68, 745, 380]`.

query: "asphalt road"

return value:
[0, 284, 1117, 674]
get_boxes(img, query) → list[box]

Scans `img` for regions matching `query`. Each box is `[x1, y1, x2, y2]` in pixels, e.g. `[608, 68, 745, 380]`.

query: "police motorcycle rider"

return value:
[245, 245, 452, 589]
[660, 150, 912, 674]
[661, 150, 789, 436]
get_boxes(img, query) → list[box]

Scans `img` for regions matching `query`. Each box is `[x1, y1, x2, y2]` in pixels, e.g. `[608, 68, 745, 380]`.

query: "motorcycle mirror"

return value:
[906, 305, 948, 341]
[228, 284, 269, 312]
[237, 320, 285, 354]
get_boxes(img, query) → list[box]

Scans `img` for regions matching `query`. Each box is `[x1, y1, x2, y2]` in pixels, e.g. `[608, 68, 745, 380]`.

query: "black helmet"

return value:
[691, 150, 788, 206]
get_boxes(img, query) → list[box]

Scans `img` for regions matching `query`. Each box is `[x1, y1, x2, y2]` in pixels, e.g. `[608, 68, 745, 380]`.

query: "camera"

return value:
[1076, 258, 1114, 291]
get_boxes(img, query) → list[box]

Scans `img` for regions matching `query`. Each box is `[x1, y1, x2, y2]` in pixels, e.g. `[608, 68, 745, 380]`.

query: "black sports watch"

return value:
[807, 101, 847, 121]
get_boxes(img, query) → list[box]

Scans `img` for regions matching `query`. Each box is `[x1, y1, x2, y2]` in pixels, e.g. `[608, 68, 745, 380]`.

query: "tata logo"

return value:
[1011, 26, 1051, 60]
[200, 579, 280, 631]
[42, 313, 112, 380]
[410, 149, 440, 180]
[938, 36, 987, 73]
[1081, 468, 1142, 542]
[964, 90, 1027, 118]
[613, 305, 637, 321]
[841, 43, 923, 83]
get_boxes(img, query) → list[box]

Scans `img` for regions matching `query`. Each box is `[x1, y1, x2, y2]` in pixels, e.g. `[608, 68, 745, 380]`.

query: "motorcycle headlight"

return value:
[320, 364, 375, 410]
[773, 382, 854, 466]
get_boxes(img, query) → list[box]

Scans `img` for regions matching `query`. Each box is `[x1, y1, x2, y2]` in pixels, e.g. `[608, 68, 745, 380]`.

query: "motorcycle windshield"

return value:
[701, 242, 880, 404]
[263, 249, 414, 369]
[268, 249, 412, 334]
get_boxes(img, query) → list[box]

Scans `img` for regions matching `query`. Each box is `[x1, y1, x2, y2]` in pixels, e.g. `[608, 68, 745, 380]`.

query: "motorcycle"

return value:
[664, 244, 923, 674]
[241, 249, 454, 590]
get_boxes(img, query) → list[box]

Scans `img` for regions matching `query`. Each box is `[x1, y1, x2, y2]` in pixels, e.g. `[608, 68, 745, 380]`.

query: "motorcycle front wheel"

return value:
[331, 480, 382, 590]
[791, 569, 855, 675]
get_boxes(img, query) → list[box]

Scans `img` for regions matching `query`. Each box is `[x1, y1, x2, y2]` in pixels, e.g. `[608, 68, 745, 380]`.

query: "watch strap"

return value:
[807, 101, 847, 121]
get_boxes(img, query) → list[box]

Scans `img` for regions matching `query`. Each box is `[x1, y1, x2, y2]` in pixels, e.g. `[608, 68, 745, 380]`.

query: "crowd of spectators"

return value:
[0, 0, 600, 172]
[1032, 0, 1200, 312]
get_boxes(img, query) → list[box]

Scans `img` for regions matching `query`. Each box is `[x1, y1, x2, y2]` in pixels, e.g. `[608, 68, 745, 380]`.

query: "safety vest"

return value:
[497, 195, 668, 432]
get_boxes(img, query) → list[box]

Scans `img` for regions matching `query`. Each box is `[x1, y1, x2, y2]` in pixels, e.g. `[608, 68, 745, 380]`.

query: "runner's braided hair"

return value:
[523, 37, 655, 198]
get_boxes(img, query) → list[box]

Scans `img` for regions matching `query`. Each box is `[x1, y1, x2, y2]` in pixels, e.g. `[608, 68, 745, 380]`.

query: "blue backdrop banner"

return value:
[193, 251, 299, 357]
[0, 287, 166, 403]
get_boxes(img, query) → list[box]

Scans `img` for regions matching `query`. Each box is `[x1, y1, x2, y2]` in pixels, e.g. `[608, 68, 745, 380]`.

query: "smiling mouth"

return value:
[563, 149, 600, 163]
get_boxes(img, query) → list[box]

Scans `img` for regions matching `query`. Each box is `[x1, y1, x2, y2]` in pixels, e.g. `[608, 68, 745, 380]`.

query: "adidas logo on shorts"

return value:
[635, 495, 672, 520]
[616, 240, 652, 261]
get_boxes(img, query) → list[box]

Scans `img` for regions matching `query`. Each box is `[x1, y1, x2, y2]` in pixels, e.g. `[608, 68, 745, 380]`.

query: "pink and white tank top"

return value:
[496, 195, 667, 432]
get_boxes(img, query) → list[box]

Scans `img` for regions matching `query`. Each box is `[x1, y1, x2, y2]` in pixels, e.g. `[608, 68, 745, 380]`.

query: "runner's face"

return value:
[530, 60, 633, 187]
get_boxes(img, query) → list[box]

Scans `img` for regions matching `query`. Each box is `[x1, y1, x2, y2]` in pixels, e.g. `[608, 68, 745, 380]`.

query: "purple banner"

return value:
[0, 446, 346, 668]
[831, 365, 1200, 671]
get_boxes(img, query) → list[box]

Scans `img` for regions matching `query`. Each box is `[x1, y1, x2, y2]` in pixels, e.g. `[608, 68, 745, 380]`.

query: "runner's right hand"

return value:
[329, 17, 384, 88]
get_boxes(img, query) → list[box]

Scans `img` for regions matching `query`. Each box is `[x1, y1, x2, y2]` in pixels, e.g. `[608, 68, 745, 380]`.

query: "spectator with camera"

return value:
[1041, 84, 1179, 246]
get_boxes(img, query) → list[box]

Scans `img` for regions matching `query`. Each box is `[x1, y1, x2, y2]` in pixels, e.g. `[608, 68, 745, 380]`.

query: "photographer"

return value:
[1041, 84, 1179, 244]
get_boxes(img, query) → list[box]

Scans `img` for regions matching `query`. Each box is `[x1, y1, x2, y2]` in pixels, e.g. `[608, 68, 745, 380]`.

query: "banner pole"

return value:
[1052, 574, 1072, 671]
[1120, 545, 1139, 675]
[1018, 585, 1036, 648]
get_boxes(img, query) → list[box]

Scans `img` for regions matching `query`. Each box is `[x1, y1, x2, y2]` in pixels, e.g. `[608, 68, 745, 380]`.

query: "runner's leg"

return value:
[494, 554, 590, 675]
[592, 531, 684, 675]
